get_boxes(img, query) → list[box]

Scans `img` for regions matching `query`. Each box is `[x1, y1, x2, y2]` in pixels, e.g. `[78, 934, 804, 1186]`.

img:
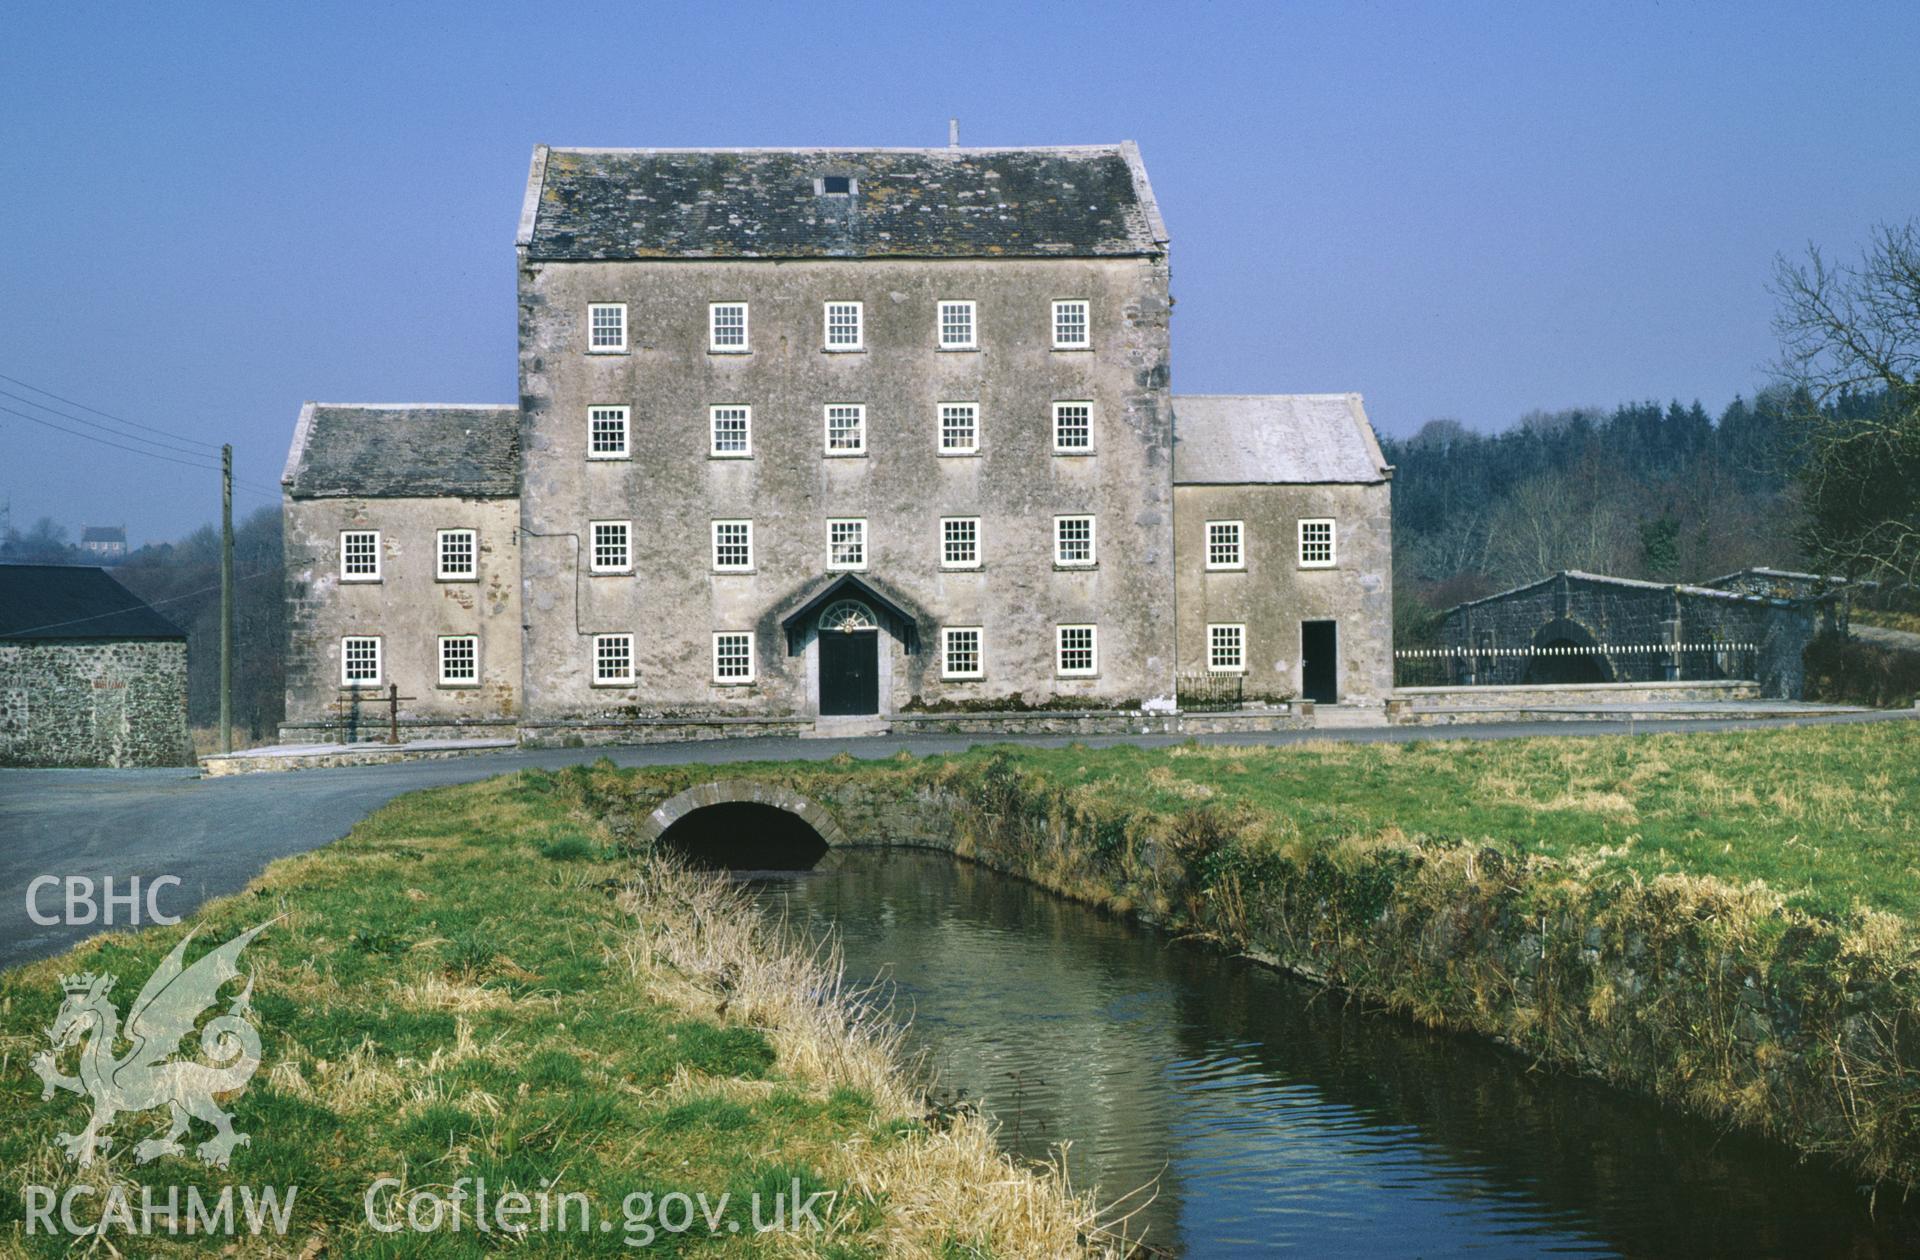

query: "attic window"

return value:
[818, 175, 855, 196]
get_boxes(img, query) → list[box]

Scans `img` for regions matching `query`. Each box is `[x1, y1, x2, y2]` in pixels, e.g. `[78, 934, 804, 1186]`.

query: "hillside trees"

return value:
[1385, 392, 1805, 611]
[113, 506, 285, 737]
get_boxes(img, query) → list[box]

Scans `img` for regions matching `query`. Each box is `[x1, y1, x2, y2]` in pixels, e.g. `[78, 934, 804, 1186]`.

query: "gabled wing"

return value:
[118, 919, 274, 1077]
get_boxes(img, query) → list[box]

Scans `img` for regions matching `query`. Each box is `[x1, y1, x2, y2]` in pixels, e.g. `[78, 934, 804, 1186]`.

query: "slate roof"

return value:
[517, 144, 1168, 261]
[1447, 570, 1833, 612]
[1173, 395, 1392, 485]
[282, 404, 520, 499]
[0, 564, 184, 641]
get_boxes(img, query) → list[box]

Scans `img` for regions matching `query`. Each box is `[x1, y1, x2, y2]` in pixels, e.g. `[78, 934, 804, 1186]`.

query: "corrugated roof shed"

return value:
[1173, 394, 1391, 485]
[0, 564, 184, 640]
[282, 404, 520, 499]
[517, 144, 1168, 261]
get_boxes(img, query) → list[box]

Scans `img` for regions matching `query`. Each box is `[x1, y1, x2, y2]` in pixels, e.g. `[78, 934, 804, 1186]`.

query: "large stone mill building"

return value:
[281, 143, 1394, 743]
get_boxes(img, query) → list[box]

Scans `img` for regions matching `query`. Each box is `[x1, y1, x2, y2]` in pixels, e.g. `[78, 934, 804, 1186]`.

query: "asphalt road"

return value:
[2, 709, 1912, 969]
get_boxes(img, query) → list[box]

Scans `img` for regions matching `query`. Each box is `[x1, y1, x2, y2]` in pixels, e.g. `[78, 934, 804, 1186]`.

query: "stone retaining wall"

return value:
[203, 740, 517, 776]
[519, 718, 815, 747]
[279, 718, 519, 744]
[889, 708, 1307, 737]
[282, 706, 1310, 749]
[1395, 679, 1761, 708]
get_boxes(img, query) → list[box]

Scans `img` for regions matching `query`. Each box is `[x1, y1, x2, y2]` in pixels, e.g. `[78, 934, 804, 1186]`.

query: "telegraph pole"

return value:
[220, 444, 234, 754]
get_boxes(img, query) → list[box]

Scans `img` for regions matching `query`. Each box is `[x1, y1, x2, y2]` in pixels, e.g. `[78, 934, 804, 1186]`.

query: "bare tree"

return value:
[1771, 222, 1920, 588]
[1483, 470, 1638, 586]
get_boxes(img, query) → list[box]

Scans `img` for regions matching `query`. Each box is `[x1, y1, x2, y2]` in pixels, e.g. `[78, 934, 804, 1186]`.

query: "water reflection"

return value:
[748, 847, 1919, 1258]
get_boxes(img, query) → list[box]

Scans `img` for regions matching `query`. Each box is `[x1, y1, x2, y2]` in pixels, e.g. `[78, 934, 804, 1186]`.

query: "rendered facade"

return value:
[281, 143, 1394, 741]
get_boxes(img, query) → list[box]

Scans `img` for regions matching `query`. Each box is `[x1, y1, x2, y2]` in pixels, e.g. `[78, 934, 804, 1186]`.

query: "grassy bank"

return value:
[0, 774, 1115, 1257]
[570, 719, 1920, 1187]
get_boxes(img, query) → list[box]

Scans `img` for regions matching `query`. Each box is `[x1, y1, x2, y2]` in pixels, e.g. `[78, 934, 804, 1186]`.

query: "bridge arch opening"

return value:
[657, 802, 829, 871]
[640, 780, 846, 872]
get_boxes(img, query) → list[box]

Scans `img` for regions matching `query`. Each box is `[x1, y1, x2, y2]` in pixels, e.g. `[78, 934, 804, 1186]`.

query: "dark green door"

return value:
[1301, 620, 1338, 703]
[820, 629, 879, 716]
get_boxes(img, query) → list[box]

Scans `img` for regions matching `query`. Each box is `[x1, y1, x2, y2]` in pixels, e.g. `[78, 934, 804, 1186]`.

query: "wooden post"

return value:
[219, 444, 233, 754]
[388, 683, 400, 745]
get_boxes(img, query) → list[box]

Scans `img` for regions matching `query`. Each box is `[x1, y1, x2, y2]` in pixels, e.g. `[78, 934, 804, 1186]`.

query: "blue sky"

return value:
[3, 1, 1916, 544]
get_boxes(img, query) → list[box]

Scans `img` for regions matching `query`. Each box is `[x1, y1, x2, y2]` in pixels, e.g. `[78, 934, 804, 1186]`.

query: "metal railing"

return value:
[1393, 642, 1758, 688]
[1175, 671, 1246, 711]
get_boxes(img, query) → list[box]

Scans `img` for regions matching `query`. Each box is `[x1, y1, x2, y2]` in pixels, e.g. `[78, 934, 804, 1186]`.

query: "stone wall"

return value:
[0, 639, 190, 767]
[518, 717, 815, 748]
[515, 253, 1176, 720]
[1394, 679, 1764, 709]
[1173, 480, 1393, 705]
[283, 493, 522, 728]
[282, 707, 1309, 747]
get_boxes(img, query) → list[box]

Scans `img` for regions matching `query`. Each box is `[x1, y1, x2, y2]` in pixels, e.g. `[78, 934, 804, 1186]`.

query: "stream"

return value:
[745, 846, 1919, 1258]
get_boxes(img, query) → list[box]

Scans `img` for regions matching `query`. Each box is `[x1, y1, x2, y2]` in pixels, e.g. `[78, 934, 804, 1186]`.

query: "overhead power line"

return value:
[0, 403, 280, 497]
[0, 402, 231, 475]
[0, 370, 221, 451]
[0, 387, 221, 460]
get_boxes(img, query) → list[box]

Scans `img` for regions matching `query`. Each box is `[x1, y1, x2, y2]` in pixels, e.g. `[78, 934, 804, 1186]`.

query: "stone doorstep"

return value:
[804, 717, 891, 739]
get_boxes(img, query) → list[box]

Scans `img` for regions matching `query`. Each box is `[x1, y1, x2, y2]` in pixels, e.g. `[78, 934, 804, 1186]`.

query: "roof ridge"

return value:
[307, 402, 515, 411]
[544, 143, 1128, 156]
[1174, 392, 1360, 400]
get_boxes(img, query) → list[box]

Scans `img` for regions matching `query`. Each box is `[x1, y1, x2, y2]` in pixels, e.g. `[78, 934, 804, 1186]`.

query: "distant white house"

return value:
[79, 524, 127, 563]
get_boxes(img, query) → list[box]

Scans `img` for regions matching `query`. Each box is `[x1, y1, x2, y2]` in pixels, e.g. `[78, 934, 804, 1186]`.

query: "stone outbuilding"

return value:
[0, 564, 192, 767]
[1437, 569, 1841, 698]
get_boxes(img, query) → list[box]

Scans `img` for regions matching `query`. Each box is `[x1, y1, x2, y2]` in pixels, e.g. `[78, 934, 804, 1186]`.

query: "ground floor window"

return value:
[1208, 623, 1246, 672]
[593, 633, 635, 686]
[341, 635, 381, 686]
[439, 634, 478, 685]
[1056, 624, 1097, 676]
[941, 627, 983, 679]
[713, 631, 755, 683]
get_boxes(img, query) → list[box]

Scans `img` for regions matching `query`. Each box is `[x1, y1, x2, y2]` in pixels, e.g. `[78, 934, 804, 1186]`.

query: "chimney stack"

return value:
[948, 118, 959, 148]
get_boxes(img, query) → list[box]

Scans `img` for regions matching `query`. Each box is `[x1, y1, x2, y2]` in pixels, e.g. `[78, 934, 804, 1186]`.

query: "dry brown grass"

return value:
[611, 855, 1125, 1258]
